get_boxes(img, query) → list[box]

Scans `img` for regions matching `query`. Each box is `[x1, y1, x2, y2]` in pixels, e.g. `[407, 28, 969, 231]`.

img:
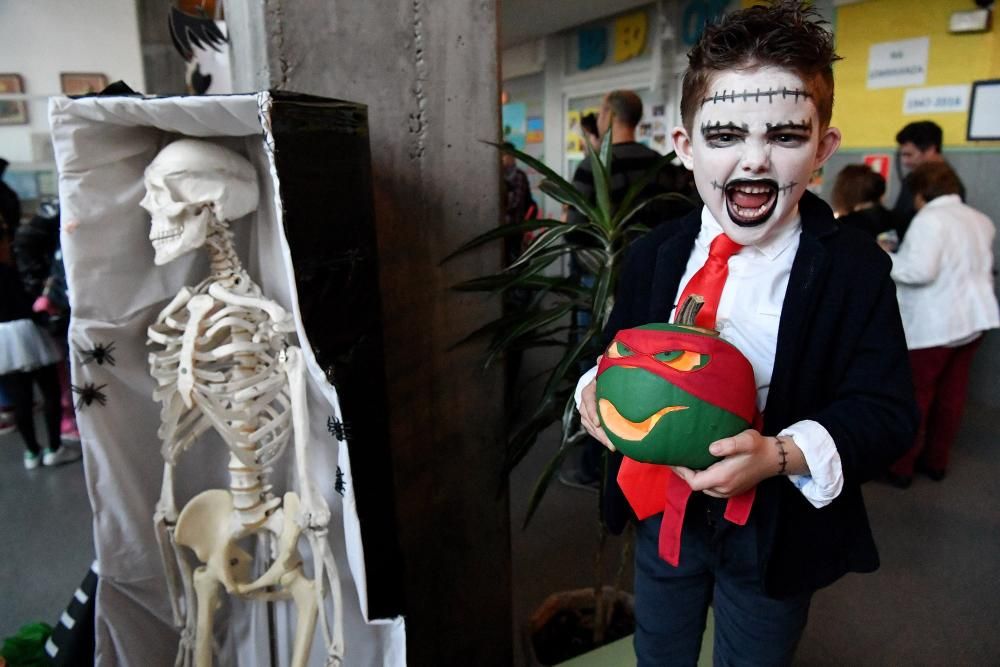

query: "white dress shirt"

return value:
[576, 206, 844, 507]
[889, 194, 999, 350]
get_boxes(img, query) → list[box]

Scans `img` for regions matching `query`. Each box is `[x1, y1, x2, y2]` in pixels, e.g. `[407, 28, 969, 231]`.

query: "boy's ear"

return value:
[813, 126, 842, 170]
[671, 126, 695, 171]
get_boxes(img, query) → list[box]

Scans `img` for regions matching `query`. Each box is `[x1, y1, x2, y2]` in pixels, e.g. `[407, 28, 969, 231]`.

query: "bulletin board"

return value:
[832, 0, 1000, 149]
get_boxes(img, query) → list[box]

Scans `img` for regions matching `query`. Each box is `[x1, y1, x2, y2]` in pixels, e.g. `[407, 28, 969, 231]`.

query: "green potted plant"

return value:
[447, 130, 694, 664]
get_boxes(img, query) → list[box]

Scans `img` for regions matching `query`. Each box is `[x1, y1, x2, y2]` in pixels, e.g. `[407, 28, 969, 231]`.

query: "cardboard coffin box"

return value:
[49, 91, 404, 665]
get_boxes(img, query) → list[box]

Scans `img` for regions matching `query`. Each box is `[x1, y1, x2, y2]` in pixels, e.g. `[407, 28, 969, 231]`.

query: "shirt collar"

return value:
[922, 194, 962, 210]
[698, 205, 802, 261]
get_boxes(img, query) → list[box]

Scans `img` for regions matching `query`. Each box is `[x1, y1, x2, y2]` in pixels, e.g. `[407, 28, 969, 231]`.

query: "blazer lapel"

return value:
[648, 213, 701, 321]
[766, 192, 837, 418]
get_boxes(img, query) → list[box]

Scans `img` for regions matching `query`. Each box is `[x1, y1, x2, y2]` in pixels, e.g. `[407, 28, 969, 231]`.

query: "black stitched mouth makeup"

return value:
[722, 179, 783, 227]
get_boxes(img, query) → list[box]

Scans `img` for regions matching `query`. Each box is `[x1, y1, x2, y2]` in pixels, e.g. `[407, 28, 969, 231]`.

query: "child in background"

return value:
[0, 220, 79, 469]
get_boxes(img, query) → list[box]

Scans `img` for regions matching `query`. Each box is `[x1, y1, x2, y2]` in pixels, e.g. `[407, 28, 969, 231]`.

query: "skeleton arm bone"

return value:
[283, 346, 330, 529]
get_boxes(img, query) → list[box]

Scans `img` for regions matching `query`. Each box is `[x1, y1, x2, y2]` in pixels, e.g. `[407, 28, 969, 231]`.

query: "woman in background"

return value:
[882, 161, 999, 487]
[832, 163, 899, 246]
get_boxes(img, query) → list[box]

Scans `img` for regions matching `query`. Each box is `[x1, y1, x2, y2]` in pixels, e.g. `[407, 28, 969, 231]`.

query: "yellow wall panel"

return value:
[834, 0, 1000, 149]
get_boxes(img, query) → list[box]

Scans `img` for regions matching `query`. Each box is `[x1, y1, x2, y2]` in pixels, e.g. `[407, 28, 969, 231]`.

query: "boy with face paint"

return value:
[575, 2, 917, 664]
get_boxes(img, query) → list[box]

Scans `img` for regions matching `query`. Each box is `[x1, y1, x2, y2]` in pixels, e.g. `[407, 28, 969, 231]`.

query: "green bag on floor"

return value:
[1, 622, 53, 667]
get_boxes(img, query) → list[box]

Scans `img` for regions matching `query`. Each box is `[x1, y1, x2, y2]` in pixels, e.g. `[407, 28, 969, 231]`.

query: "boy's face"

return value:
[672, 66, 841, 245]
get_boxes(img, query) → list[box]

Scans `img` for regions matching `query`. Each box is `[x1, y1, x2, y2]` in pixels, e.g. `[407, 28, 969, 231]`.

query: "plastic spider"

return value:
[334, 467, 346, 496]
[80, 341, 116, 366]
[72, 383, 108, 411]
[326, 416, 349, 441]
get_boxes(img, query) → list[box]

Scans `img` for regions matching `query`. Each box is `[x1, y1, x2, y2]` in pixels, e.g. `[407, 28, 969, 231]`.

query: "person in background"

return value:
[881, 161, 998, 488]
[0, 159, 21, 434]
[581, 112, 601, 153]
[13, 198, 80, 441]
[576, 2, 916, 662]
[831, 164, 898, 245]
[892, 120, 965, 239]
[0, 215, 80, 469]
[501, 142, 533, 265]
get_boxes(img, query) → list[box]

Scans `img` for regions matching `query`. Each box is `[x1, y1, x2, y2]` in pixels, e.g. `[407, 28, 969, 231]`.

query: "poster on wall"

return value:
[637, 103, 670, 155]
[526, 117, 544, 144]
[903, 85, 969, 115]
[613, 10, 648, 63]
[867, 37, 928, 89]
[502, 102, 527, 150]
[578, 26, 608, 71]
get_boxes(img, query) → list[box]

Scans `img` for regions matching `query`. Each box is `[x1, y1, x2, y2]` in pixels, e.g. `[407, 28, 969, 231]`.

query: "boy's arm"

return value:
[676, 255, 917, 496]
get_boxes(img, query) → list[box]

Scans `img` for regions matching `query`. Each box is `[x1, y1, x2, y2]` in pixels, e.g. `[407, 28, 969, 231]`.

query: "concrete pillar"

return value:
[228, 1, 511, 664]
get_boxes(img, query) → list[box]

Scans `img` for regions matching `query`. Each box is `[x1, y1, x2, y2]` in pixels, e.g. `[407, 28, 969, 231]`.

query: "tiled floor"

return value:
[3, 400, 999, 665]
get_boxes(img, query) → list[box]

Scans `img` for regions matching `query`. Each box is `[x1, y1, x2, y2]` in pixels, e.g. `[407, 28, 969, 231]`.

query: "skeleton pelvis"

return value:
[175, 488, 306, 596]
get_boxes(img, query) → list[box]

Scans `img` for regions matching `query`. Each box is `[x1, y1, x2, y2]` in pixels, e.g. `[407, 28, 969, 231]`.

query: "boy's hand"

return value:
[579, 361, 616, 452]
[671, 429, 806, 498]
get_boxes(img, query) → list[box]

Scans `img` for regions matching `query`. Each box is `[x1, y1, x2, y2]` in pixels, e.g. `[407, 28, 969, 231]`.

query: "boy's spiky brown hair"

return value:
[680, 1, 840, 132]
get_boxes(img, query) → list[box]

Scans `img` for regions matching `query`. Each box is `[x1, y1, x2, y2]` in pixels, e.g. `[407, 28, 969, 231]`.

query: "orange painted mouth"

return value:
[598, 399, 687, 441]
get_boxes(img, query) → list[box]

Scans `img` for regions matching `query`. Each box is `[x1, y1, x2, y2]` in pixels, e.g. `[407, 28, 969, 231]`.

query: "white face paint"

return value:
[672, 66, 841, 245]
[139, 139, 259, 266]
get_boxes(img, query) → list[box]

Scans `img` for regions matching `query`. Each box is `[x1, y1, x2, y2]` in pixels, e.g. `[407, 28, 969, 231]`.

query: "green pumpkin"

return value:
[595, 322, 756, 469]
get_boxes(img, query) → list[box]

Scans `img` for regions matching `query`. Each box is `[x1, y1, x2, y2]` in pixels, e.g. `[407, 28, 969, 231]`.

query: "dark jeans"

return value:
[0, 364, 62, 455]
[634, 494, 811, 666]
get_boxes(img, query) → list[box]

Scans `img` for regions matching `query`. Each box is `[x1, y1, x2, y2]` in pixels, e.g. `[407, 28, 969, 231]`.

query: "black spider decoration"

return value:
[71, 383, 108, 411]
[327, 416, 350, 441]
[79, 341, 116, 366]
[334, 467, 346, 496]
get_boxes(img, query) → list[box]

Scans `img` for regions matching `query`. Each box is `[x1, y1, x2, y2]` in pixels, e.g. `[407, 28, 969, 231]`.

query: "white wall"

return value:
[0, 0, 145, 166]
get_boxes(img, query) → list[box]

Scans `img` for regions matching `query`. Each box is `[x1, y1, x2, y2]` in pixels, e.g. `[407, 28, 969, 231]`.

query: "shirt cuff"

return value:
[780, 420, 844, 508]
[574, 366, 598, 409]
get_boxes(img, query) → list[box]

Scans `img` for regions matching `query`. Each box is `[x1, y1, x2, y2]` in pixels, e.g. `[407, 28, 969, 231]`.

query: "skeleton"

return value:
[145, 139, 344, 667]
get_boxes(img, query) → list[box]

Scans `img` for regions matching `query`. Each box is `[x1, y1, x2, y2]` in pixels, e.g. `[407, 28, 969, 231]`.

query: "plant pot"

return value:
[524, 587, 635, 666]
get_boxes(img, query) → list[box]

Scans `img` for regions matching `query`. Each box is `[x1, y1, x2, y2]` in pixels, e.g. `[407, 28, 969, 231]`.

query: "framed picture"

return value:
[60, 72, 109, 96]
[967, 79, 1000, 141]
[0, 74, 28, 125]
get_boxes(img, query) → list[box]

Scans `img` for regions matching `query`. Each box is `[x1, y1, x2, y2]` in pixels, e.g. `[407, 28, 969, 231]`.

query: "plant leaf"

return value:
[488, 141, 604, 225]
[613, 192, 695, 234]
[587, 128, 613, 228]
[611, 151, 678, 228]
[440, 219, 564, 263]
[522, 429, 589, 528]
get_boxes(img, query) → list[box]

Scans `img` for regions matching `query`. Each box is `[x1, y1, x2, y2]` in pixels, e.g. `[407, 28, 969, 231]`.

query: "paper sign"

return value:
[613, 11, 647, 63]
[863, 154, 891, 181]
[578, 26, 607, 71]
[867, 37, 929, 89]
[903, 85, 969, 115]
[502, 102, 527, 150]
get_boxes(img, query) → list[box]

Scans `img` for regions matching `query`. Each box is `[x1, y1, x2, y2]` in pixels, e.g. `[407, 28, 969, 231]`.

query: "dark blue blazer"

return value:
[602, 190, 918, 597]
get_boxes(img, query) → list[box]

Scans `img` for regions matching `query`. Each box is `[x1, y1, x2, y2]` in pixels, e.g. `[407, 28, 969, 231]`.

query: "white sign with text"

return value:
[903, 85, 969, 114]
[868, 37, 929, 89]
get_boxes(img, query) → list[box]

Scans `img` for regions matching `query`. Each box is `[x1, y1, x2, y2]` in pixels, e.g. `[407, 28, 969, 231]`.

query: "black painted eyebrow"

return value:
[700, 121, 749, 135]
[765, 121, 813, 133]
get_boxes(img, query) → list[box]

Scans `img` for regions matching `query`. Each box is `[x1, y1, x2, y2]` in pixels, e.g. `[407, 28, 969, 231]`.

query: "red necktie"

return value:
[617, 232, 757, 566]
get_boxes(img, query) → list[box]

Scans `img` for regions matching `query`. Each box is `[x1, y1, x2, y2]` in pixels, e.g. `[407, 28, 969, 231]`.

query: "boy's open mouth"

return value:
[725, 179, 778, 226]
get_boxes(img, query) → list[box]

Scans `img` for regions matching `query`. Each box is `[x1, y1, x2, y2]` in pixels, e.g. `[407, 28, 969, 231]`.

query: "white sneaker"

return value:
[43, 446, 82, 466]
[23, 451, 42, 470]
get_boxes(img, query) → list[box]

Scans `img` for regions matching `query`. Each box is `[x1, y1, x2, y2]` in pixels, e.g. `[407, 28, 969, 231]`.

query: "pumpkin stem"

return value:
[675, 295, 704, 326]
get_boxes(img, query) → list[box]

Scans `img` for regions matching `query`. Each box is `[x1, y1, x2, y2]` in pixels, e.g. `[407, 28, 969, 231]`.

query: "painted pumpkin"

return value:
[595, 322, 756, 469]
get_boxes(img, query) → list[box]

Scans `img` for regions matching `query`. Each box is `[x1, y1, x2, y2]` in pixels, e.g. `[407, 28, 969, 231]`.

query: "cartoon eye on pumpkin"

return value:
[606, 341, 635, 359]
[654, 349, 709, 371]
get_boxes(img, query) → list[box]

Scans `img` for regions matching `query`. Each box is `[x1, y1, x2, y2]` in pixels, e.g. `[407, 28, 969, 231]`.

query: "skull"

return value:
[140, 139, 259, 265]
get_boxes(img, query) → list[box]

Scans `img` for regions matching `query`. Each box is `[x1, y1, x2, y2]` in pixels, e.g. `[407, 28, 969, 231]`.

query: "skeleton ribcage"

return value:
[148, 295, 293, 469]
